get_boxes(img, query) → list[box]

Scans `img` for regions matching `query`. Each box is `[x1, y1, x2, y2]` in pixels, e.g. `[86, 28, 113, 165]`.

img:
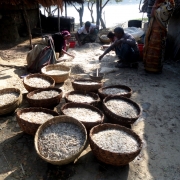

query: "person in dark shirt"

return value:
[102, 31, 116, 49]
[52, 31, 74, 58]
[99, 27, 139, 68]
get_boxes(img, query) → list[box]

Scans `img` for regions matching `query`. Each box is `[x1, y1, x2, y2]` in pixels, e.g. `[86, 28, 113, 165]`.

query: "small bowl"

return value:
[89, 73, 104, 82]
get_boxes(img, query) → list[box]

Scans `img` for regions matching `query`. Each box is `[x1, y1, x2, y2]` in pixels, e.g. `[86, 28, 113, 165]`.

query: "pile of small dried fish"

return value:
[25, 77, 51, 88]
[0, 92, 19, 106]
[20, 112, 54, 124]
[74, 81, 99, 85]
[46, 70, 68, 75]
[68, 94, 95, 103]
[105, 99, 138, 118]
[92, 129, 139, 153]
[63, 108, 101, 122]
[100, 35, 109, 40]
[30, 90, 59, 99]
[103, 88, 128, 95]
[38, 123, 85, 160]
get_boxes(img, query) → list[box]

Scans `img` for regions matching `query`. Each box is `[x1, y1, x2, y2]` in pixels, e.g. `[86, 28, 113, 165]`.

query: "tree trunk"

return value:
[88, 2, 95, 23]
[99, 8, 106, 29]
[79, 4, 84, 27]
[96, 0, 100, 27]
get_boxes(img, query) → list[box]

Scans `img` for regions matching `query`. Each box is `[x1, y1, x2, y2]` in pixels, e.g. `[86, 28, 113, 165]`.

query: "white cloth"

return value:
[78, 24, 97, 34]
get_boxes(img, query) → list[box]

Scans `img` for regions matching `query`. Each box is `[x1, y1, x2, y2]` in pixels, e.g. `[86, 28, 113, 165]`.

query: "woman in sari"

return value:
[143, 0, 175, 72]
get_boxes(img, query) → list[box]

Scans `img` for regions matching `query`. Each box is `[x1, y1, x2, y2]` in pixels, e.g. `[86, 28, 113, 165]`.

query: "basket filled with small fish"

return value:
[98, 85, 132, 99]
[41, 64, 71, 83]
[71, 78, 103, 92]
[16, 107, 59, 135]
[64, 90, 100, 107]
[103, 95, 141, 127]
[61, 102, 104, 131]
[34, 115, 87, 165]
[0, 88, 22, 115]
[23, 73, 55, 92]
[99, 34, 111, 44]
[89, 123, 142, 166]
[26, 87, 62, 109]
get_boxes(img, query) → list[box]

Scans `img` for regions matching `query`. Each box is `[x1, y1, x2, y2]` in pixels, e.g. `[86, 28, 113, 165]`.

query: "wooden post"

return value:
[38, 9, 43, 37]
[23, 5, 32, 49]
[65, 2, 67, 17]
[58, 6, 60, 32]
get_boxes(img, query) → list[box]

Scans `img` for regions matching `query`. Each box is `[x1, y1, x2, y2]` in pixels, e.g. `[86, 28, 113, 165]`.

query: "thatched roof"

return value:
[0, 0, 83, 9]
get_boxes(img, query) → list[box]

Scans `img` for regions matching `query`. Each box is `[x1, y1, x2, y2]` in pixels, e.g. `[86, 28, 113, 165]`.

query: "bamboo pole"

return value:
[58, 6, 60, 32]
[38, 9, 43, 37]
[23, 5, 32, 49]
[65, 1, 67, 17]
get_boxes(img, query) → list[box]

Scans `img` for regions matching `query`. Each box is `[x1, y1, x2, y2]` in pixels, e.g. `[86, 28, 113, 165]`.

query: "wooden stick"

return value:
[23, 5, 32, 49]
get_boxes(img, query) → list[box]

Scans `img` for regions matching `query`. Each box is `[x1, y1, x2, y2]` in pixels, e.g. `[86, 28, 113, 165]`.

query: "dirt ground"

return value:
[0, 37, 180, 180]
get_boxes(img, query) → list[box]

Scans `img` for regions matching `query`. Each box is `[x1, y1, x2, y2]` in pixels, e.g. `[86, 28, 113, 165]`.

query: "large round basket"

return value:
[64, 90, 100, 107]
[99, 33, 111, 44]
[98, 85, 132, 99]
[16, 107, 59, 135]
[89, 123, 142, 166]
[23, 73, 55, 92]
[61, 102, 104, 131]
[0, 88, 22, 115]
[34, 115, 87, 165]
[103, 95, 141, 127]
[26, 87, 62, 109]
[41, 64, 71, 83]
[71, 79, 103, 92]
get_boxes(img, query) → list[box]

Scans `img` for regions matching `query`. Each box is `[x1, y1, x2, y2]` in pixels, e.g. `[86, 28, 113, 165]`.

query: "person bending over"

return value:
[102, 31, 116, 49]
[99, 27, 139, 68]
[52, 31, 74, 58]
[75, 21, 99, 46]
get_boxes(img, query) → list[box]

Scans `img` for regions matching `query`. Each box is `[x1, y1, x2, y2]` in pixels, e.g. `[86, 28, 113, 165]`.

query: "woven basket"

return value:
[16, 107, 59, 135]
[99, 34, 111, 44]
[98, 85, 132, 99]
[64, 90, 101, 107]
[61, 102, 104, 131]
[71, 78, 103, 92]
[89, 72, 104, 82]
[34, 115, 87, 165]
[103, 95, 141, 127]
[23, 73, 55, 92]
[89, 123, 142, 166]
[0, 88, 22, 115]
[41, 64, 71, 83]
[26, 87, 62, 109]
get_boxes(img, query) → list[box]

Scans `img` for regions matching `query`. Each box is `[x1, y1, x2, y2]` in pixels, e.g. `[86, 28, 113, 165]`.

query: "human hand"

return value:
[99, 55, 104, 61]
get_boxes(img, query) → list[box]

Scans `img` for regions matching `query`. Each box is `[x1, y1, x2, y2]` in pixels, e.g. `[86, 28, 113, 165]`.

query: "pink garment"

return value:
[61, 31, 70, 51]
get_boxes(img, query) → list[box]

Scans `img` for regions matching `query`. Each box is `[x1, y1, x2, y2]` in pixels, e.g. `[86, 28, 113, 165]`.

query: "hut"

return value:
[0, 0, 83, 43]
[140, 0, 180, 60]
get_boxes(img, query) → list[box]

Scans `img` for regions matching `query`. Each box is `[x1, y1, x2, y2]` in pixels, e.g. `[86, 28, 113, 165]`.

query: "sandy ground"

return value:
[0, 37, 180, 180]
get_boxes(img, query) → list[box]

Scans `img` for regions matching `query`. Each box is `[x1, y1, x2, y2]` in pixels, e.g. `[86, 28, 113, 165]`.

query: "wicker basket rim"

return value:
[65, 90, 100, 103]
[61, 102, 104, 122]
[41, 64, 71, 72]
[89, 123, 143, 155]
[16, 107, 59, 125]
[27, 87, 62, 100]
[99, 85, 132, 91]
[23, 73, 55, 86]
[0, 88, 21, 108]
[72, 79, 103, 86]
[34, 115, 87, 163]
[103, 95, 141, 119]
